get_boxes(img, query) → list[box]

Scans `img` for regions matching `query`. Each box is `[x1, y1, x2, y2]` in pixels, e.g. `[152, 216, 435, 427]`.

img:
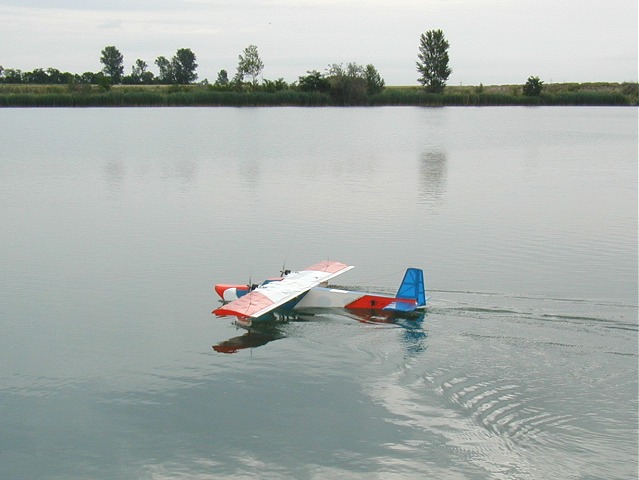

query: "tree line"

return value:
[0, 46, 200, 87]
[0, 31, 450, 89]
[1, 31, 560, 100]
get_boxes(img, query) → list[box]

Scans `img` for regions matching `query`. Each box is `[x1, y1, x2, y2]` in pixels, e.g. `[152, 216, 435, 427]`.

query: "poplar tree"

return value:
[416, 30, 451, 93]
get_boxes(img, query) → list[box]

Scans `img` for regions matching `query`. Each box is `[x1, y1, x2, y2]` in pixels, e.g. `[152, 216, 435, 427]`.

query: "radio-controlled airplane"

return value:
[213, 260, 427, 325]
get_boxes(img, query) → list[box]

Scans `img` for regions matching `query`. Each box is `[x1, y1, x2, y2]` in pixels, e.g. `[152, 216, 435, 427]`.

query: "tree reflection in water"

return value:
[419, 151, 447, 208]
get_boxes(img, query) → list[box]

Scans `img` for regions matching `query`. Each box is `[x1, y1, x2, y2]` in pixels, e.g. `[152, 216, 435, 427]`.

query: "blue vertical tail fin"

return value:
[396, 268, 427, 307]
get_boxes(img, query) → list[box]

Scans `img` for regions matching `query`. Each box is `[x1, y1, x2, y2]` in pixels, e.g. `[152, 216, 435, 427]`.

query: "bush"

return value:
[523, 76, 544, 96]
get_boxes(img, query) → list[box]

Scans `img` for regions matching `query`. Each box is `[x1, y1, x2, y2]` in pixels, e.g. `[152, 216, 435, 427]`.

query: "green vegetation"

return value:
[0, 82, 634, 107]
[373, 83, 635, 106]
[324, 62, 385, 105]
[0, 38, 636, 107]
[0, 84, 330, 107]
[100, 46, 124, 84]
[298, 70, 330, 94]
[416, 29, 451, 93]
[131, 59, 154, 84]
[523, 76, 544, 96]
[153, 48, 198, 84]
[235, 45, 264, 89]
[365, 64, 385, 96]
[215, 69, 229, 87]
[172, 48, 199, 84]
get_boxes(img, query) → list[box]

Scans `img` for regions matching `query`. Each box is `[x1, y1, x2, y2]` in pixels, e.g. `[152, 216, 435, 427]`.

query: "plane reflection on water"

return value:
[213, 320, 284, 354]
[212, 310, 427, 355]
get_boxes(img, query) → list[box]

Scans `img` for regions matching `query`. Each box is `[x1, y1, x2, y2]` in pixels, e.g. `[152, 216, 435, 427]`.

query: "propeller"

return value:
[280, 261, 290, 277]
[247, 274, 257, 291]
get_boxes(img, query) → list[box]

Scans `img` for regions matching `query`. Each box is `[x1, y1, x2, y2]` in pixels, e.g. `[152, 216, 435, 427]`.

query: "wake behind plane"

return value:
[212, 260, 427, 325]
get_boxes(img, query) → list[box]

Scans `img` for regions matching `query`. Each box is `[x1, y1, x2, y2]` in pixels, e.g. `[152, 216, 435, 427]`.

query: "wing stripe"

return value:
[305, 260, 351, 274]
[214, 292, 274, 318]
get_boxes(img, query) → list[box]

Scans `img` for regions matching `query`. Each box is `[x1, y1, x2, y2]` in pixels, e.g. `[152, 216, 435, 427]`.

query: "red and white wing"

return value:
[213, 261, 354, 319]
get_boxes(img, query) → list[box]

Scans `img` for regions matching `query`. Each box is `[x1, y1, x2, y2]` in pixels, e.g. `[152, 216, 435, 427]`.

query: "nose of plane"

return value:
[215, 284, 249, 301]
[214, 284, 235, 299]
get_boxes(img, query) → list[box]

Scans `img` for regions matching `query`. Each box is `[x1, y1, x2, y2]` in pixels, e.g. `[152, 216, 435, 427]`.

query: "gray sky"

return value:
[1, 0, 636, 86]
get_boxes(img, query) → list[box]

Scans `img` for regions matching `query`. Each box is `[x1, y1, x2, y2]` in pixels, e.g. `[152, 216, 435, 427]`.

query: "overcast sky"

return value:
[0, 0, 636, 86]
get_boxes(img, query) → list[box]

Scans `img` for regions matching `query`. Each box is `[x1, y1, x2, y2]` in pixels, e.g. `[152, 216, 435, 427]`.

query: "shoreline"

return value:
[0, 82, 636, 107]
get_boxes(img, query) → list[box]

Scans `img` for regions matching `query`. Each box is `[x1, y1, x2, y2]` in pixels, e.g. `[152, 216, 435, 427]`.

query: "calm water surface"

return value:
[0, 107, 637, 479]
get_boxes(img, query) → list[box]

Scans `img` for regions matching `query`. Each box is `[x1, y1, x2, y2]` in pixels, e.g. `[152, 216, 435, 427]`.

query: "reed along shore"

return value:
[0, 82, 636, 107]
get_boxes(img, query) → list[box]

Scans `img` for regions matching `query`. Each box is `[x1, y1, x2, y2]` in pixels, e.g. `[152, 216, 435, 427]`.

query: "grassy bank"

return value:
[378, 82, 637, 106]
[0, 82, 636, 107]
[0, 88, 331, 107]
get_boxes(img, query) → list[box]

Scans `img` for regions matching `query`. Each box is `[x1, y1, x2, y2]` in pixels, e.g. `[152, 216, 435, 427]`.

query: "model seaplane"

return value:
[213, 260, 427, 325]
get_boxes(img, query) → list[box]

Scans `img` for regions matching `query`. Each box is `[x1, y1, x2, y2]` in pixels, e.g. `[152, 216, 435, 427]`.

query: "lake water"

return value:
[0, 106, 637, 479]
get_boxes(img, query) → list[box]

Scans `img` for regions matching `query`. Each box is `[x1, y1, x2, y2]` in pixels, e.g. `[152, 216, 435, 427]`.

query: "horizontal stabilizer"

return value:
[383, 301, 417, 312]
